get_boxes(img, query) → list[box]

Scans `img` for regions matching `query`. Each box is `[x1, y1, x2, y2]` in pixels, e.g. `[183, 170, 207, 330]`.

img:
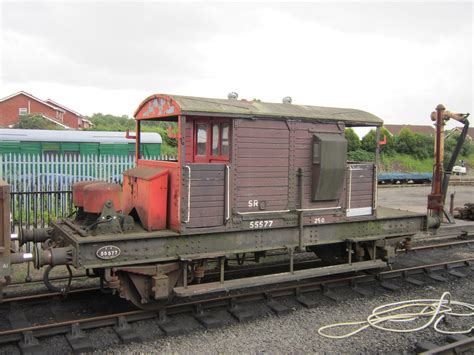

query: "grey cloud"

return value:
[1, 1, 472, 100]
[279, 2, 472, 43]
[1, 2, 262, 88]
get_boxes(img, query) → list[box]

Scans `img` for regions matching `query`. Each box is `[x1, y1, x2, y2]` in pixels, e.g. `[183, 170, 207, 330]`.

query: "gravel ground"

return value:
[107, 273, 473, 354]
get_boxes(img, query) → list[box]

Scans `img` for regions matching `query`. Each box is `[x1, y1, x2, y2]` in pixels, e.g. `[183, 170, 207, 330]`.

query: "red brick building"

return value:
[0, 91, 92, 129]
[45, 99, 93, 129]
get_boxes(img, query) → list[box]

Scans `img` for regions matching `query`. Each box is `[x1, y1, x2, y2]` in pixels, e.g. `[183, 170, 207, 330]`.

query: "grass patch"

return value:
[380, 153, 473, 175]
[380, 154, 433, 173]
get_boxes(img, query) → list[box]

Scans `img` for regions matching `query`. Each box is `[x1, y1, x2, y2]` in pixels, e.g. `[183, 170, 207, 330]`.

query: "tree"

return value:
[345, 128, 360, 152]
[444, 132, 473, 164]
[85, 113, 135, 131]
[395, 128, 416, 155]
[393, 128, 434, 160]
[361, 128, 395, 155]
[85, 113, 178, 154]
[13, 114, 64, 130]
[361, 129, 377, 152]
[447, 132, 473, 157]
[412, 134, 434, 160]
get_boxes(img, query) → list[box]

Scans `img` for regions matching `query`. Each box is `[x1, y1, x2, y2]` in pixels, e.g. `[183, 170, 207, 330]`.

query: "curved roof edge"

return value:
[134, 94, 383, 126]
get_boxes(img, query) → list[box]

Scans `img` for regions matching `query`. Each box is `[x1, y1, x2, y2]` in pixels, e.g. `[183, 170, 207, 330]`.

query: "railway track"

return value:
[1, 251, 473, 353]
[416, 334, 474, 354]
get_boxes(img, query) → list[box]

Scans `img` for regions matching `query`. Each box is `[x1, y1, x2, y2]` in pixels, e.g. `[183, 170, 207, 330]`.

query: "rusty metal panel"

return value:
[0, 180, 11, 285]
[136, 160, 181, 232]
[234, 119, 290, 213]
[83, 182, 122, 213]
[123, 166, 169, 231]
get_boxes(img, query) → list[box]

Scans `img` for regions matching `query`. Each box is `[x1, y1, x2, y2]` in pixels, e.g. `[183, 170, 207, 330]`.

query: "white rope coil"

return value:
[318, 292, 474, 339]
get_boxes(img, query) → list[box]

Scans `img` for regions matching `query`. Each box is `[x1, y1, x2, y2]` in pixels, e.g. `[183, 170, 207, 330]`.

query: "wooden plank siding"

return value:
[234, 119, 290, 213]
[186, 164, 226, 228]
[292, 122, 347, 211]
[181, 116, 376, 232]
[346, 164, 374, 210]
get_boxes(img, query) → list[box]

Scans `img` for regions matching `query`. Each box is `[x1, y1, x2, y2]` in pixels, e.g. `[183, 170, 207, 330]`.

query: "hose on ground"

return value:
[317, 292, 474, 339]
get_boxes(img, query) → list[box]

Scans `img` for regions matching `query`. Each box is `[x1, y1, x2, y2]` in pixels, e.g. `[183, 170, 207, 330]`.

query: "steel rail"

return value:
[1, 286, 101, 303]
[397, 238, 474, 253]
[381, 258, 473, 276]
[419, 336, 474, 355]
[6, 273, 88, 288]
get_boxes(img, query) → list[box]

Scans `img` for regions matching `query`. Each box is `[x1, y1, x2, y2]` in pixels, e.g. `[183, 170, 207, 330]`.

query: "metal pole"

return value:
[135, 120, 141, 162]
[428, 104, 446, 217]
[297, 168, 304, 251]
[433, 104, 445, 196]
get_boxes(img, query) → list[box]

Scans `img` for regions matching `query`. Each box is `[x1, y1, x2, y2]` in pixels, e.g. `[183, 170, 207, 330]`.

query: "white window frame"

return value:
[19, 107, 28, 116]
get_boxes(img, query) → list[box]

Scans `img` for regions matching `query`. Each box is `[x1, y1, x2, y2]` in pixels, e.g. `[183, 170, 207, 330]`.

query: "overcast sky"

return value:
[0, 1, 472, 130]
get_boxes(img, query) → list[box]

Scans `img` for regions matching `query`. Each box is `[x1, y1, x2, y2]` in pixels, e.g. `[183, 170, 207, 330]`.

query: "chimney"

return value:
[282, 96, 292, 104]
[228, 92, 238, 100]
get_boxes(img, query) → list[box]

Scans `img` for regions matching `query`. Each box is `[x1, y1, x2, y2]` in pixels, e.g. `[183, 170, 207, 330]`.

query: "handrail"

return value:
[184, 165, 191, 223]
[225, 165, 230, 221]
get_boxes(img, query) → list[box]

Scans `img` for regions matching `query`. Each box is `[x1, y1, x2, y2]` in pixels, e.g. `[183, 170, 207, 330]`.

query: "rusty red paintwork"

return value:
[122, 166, 169, 231]
[83, 182, 122, 213]
[134, 94, 180, 120]
[72, 180, 98, 207]
[134, 160, 180, 231]
[0, 181, 11, 287]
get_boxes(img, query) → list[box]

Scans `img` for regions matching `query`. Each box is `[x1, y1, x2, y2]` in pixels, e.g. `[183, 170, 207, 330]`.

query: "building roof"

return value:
[467, 127, 474, 138]
[383, 124, 435, 136]
[0, 129, 162, 144]
[0, 91, 65, 112]
[39, 114, 70, 129]
[449, 126, 474, 142]
[134, 94, 383, 127]
[45, 99, 82, 116]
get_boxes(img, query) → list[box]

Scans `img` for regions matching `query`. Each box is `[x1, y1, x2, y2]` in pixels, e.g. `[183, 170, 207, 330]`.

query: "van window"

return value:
[221, 124, 229, 156]
[196, 124, 207, 155]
